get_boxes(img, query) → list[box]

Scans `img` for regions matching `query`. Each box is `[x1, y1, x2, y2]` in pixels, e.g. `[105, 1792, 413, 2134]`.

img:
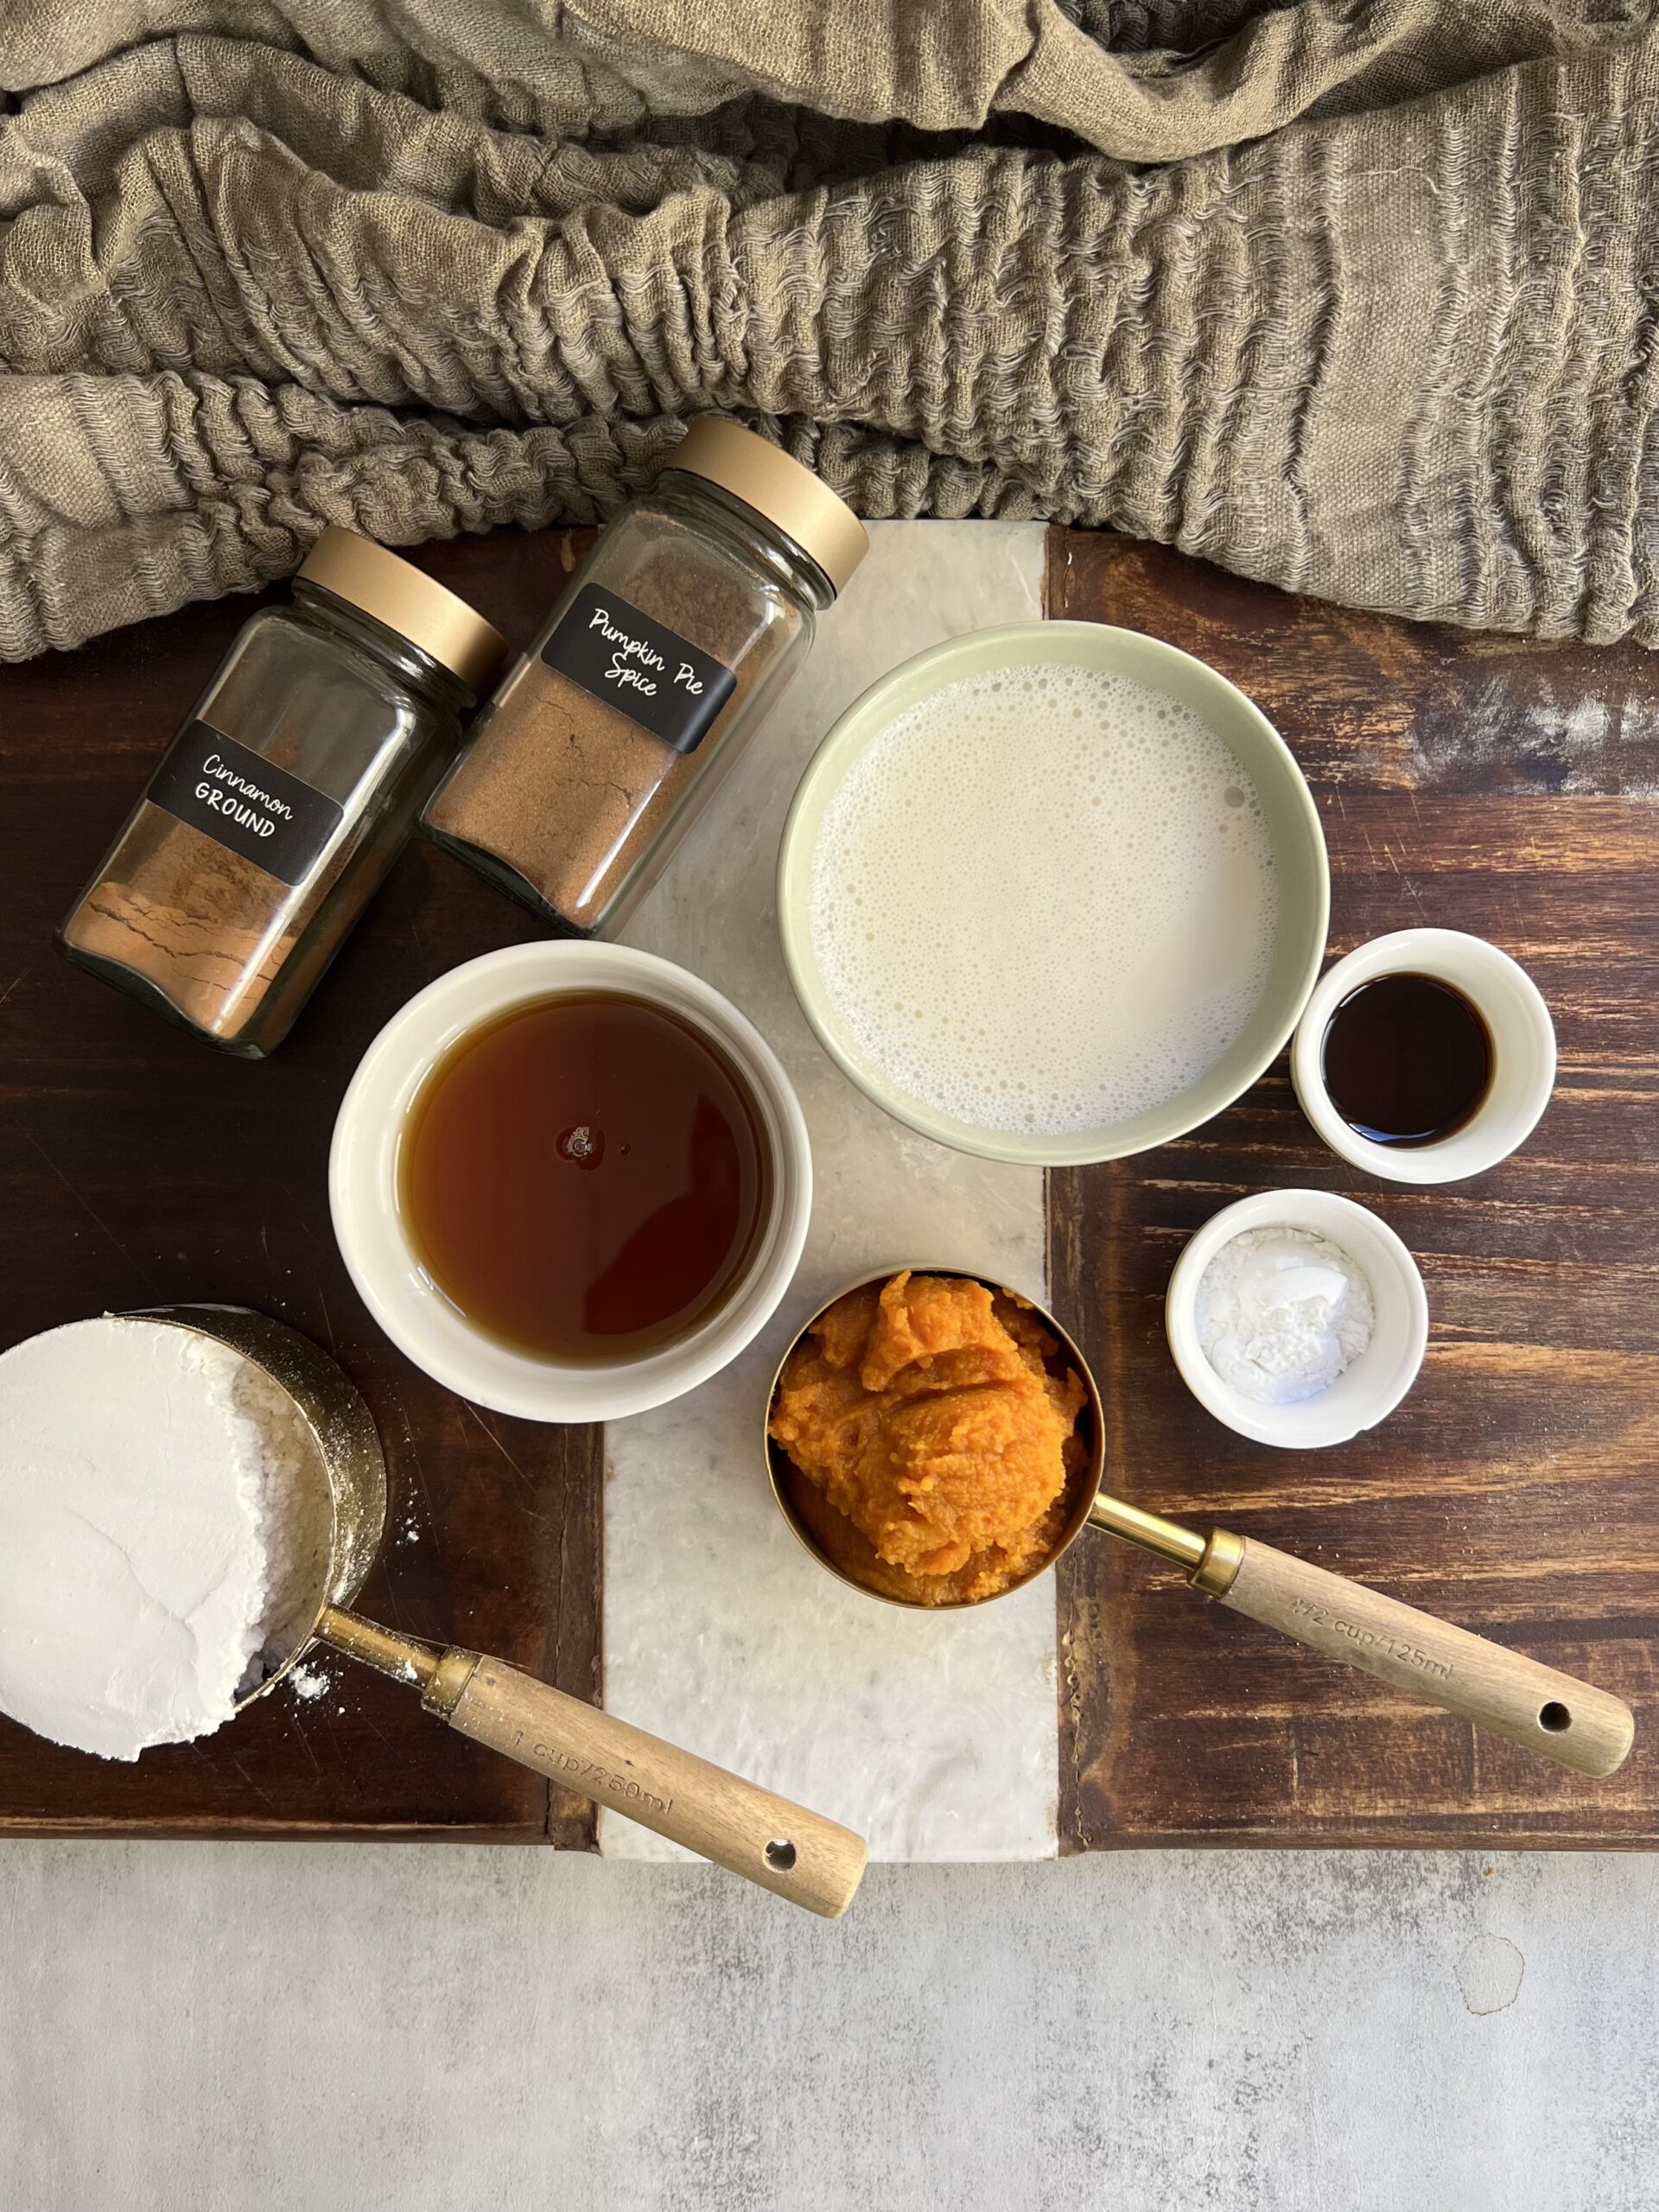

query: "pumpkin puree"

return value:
[769, 1271, 1087, 1605]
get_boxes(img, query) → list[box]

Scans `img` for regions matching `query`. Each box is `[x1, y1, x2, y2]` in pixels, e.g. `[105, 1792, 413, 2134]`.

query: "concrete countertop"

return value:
[3, 1844, 1652, 2209]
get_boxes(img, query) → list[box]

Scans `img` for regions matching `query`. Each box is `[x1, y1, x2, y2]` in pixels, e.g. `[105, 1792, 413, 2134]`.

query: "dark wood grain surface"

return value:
[4, 521, 1655, 1847]
[0, 531, 602, 1841]
[1047, 536, 1659, 1847]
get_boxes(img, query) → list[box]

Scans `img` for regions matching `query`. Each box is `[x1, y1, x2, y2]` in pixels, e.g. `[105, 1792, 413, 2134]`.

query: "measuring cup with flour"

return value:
[0, 1307, 866, 1916]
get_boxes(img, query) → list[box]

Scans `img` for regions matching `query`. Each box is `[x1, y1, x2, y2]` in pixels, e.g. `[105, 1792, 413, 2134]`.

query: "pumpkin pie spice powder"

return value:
[426, 527, 788, 932]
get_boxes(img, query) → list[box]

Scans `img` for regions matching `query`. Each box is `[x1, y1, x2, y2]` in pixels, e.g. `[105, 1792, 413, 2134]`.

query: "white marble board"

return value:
[605, 520, 1058, 1864]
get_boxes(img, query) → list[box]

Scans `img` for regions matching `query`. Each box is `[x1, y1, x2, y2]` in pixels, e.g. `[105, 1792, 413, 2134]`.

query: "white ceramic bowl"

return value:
[776, 621, 1330, 1166]
[329, 943, 812, 1423]
[1290, 928, 1555, 1185]
[1165, 1190, 1428, 1449]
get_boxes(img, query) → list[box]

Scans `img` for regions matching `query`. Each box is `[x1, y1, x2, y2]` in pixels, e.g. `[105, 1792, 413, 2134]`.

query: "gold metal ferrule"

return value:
[422, 1649, 481, 1719]
[1191, 1528, 1245, 1598]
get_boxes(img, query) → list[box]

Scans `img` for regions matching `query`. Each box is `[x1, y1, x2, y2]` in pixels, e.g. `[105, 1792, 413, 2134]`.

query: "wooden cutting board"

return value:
[1, 523, 1654, 1846]
[1049, 535, 1659, 1848]
[0, 534, 601, 1840]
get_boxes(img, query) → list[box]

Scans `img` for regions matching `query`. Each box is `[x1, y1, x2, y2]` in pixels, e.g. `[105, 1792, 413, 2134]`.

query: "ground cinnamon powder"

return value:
[61, 810, 354, 1045]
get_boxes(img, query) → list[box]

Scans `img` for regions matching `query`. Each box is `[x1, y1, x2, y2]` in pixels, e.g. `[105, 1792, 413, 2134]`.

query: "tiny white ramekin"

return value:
[1290, 928, 1555, 1185]
[1165, 1190, 1428, 1450]
[330, 943, 812, 1423]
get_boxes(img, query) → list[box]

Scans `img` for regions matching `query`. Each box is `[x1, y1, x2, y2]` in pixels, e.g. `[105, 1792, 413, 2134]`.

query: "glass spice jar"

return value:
[422, 417, 868, 938]
[58, 529, 506, 1057]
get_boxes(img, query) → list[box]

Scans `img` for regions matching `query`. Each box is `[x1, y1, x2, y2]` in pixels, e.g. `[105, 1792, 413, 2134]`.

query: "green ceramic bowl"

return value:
[777, 621, 1330, 1167]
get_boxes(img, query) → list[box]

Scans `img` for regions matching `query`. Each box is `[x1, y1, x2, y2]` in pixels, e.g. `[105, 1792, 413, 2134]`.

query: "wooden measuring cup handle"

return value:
[1215, 1538, 1634, 1777]
[435, 1655, 868, 1916]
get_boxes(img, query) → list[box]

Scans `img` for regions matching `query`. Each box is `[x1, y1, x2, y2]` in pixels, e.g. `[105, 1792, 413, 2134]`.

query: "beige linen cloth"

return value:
[1, 2, 1656, 659]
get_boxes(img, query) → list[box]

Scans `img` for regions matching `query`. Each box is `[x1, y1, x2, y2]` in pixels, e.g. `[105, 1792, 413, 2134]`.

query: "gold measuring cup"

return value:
[765, 1270, 1635, 1778]
[143, 1306, 866, 1916]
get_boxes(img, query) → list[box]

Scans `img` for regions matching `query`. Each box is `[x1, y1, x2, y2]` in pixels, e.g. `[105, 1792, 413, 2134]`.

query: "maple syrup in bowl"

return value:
[400, 993, 771, 1362]
[330, 944, 811, 1421]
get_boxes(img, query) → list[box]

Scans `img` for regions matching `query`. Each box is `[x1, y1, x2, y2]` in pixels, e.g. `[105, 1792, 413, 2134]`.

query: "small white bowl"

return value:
[1165, 1190, 1428, 1449]
[1290, 928, 1555, 1185]
[330, 943, 812, 1423]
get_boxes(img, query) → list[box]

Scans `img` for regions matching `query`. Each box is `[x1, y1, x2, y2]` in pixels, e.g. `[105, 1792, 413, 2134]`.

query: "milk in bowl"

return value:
[778, 623, 1329, 1166]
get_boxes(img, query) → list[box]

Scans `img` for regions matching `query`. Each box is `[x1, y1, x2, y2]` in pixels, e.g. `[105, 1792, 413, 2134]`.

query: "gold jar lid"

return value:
[296, 528, 508, 690]
[667, 418, 868, 595]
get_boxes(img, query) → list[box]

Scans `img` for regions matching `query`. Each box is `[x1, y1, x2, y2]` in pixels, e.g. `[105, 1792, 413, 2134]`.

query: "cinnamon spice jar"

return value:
[423, 418, 868, 938]
[59, 530, 505, 1057]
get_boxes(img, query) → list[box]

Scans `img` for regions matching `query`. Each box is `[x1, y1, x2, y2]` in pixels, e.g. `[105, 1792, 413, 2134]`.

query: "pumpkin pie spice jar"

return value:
[423, 418, 868, 938]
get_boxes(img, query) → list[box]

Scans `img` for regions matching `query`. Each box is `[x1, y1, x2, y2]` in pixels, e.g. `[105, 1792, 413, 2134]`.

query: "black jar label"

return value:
[147, 721, 345, 887]
[540, 584, 738, 755]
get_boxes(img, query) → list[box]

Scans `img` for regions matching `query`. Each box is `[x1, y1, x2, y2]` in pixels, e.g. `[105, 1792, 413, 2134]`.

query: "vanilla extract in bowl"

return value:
[1320, 971, 1493, 1147]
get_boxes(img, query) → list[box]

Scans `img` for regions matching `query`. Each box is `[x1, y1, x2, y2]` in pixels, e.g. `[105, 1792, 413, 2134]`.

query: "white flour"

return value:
[0, 1318, 327, 1760]
[1194, 1228, 1376, 1405]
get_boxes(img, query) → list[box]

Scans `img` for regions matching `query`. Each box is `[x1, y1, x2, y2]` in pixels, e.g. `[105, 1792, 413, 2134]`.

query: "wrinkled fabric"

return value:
[1, 2, 1656, 658]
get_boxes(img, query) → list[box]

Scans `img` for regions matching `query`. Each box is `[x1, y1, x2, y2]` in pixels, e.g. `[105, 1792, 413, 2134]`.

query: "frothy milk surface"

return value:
[808, 664, 1280, 1135]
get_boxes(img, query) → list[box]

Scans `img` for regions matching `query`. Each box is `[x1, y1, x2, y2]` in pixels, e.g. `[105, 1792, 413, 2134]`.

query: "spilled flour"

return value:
[0, 1317, 329, 1760]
